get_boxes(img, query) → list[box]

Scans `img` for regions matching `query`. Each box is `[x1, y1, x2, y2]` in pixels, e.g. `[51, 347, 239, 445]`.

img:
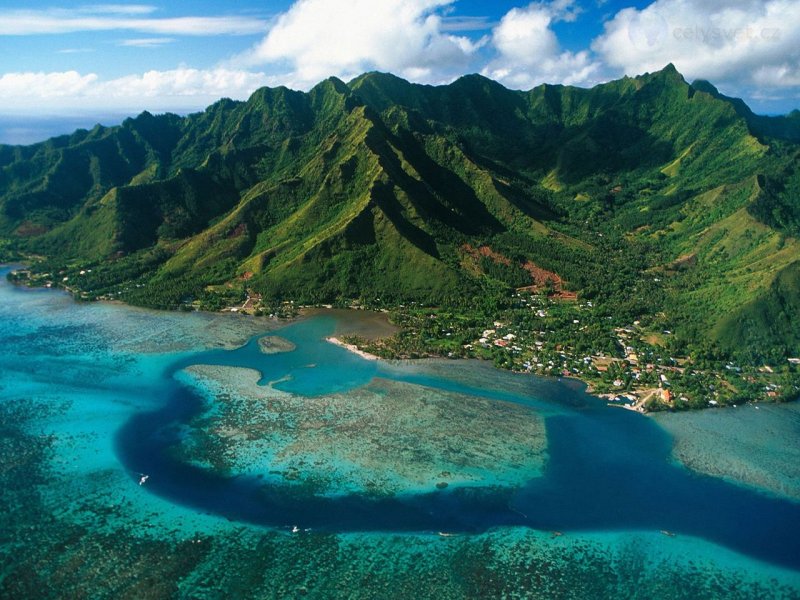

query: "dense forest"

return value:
[1, 64, 799, 366]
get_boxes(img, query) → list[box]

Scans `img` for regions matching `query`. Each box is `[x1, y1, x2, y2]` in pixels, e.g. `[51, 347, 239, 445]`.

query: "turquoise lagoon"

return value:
[1, 266, 799, 599]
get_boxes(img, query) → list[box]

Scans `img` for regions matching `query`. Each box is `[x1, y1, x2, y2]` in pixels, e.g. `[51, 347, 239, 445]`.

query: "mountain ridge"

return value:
[1, 65, 799, 361]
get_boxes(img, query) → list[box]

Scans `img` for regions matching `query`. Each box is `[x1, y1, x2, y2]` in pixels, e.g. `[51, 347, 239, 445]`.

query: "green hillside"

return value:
[1, 64, 799, 362]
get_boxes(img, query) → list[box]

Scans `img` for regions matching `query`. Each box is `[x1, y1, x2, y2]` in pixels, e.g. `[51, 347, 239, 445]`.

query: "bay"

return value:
[1, 265, 798, 598]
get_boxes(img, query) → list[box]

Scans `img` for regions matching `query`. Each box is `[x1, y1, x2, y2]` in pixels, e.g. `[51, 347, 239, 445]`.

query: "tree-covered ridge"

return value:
[1, 64, 798, 363]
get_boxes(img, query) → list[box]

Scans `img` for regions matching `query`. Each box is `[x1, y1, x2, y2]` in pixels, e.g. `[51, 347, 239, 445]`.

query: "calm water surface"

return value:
[111, 317, 800, 570]
[1, 265, 799, 597]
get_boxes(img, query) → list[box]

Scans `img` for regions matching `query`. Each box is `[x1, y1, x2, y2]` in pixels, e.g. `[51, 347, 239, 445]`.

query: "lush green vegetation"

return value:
[347, 293, 800, 411]
[2, 64, 799, 402]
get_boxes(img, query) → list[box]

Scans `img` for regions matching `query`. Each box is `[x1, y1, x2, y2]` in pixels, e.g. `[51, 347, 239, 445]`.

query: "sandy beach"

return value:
[325, 337, 380, 361]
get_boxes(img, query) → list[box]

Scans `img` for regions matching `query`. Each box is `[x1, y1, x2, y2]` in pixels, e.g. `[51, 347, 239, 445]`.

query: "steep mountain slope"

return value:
[1, 65, 798, 358]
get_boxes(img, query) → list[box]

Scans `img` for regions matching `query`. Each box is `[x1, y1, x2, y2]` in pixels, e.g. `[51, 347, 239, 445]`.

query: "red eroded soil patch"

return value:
[228, 222, 248, 238]
[462, 244, 577, 300]
[463, 244, 512, 265]
[15, 221, 48, 237]
[519, 261, 577, 300]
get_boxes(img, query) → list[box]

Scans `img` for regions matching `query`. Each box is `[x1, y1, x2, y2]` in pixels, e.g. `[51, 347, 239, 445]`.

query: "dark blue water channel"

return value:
[115, 316, 800, 571]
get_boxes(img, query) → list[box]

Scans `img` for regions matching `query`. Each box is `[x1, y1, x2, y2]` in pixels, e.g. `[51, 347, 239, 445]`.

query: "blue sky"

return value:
[0, 1, 798, 143]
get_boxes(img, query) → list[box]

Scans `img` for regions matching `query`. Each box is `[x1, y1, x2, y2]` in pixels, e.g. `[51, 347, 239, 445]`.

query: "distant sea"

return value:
[0, 114, 130, 145]
[0, 112, 191, 146]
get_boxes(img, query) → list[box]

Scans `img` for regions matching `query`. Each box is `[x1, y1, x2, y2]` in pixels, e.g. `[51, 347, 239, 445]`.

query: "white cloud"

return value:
[482, 1, 600, 89]
[107, 68, 271, 99]
[57, 48, 96, 54]
[0, 8, 266, 36]
[592, 0, 800, 91]
[0, 68, 273, 113]
[493, 5, 560, 61]
[236, 0, 484, 88]
[753, 64, 800, 88]
[0, 71, 99, 99]
[80, 4, 158, 16]
[119, 37, 174, 48]
[1, 0, 797, 118]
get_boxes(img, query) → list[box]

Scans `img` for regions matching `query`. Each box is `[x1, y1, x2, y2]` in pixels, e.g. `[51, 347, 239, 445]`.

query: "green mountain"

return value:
[1, 64, 798, 360]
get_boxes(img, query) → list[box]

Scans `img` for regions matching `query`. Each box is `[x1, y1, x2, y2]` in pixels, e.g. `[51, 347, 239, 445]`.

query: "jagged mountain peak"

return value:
[1, 68, 798, 356]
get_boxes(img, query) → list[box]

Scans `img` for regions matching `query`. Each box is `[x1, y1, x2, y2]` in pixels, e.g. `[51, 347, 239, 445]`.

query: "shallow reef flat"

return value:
[93, 305, 280, 354]
[378, 358, 584, 417]
[654, 403, 800, 501]
[3, 392, 798, 599]
[0, 284, 277, 357]
[257, 335, 296, 355]
[177, 365, 547, 496]
[174, 529, 800, 599]
[2, 272, 800, 598]
[3, 395, 798, 600]
[0, 385, 239, 543]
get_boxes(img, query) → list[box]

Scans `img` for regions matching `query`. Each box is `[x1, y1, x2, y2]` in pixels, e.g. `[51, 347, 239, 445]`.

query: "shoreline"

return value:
[5, 268, 797, 414]
[325, 337, 381, 361]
